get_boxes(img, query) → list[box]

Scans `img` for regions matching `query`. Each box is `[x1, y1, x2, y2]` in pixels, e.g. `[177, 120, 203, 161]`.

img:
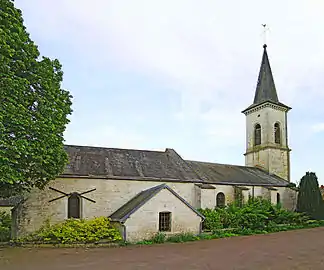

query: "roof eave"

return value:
[242, 100, 292, 114]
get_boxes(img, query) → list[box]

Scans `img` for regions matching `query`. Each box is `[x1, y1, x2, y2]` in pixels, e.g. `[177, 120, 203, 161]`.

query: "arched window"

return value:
[68, 193, 81, 219]
[254, 124, 261, 146]
[276, 193, 280, 205]
[216, 192, 225, 207]
[274, 123, 281, 144]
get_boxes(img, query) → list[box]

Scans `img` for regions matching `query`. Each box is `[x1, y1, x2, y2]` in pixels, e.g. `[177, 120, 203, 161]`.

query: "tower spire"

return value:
[242, 44, 291, 113]
[253, 44, 279, 104]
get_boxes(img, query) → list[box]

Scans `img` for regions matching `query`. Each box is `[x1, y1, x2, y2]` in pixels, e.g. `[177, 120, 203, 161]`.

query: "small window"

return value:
[159, 212, 171, 232]
[254, 124, 261, 146]
[68, 193, 81, 219]
[274, 123, 281, 144]
[216, 192, 225, 207]
[276, 193, 280, 205]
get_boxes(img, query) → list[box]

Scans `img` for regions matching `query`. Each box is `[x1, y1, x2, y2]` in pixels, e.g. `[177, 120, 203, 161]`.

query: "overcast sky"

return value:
[15, 0, 324, 185]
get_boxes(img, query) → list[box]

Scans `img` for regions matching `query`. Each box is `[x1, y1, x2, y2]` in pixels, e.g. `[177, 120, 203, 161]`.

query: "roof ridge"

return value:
[64, 144, 167, 153]
[186, 160, 248, 168]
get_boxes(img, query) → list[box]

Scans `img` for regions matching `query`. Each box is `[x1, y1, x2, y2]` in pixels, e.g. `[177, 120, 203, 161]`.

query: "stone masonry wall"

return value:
[12, 178, 198, 237]
[245, 105, 290, 181]
[124, 188, 202, 242]
[12, 177, 298, 238]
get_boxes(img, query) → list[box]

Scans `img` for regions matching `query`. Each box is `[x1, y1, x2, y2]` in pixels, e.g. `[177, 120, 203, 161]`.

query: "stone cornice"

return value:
[244, 144, 291, 155]
[242, 101, 291, 115]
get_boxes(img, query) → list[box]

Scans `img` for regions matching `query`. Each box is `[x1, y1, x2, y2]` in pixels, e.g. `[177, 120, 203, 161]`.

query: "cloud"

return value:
[64, 125, 145, 150]
[311, 123, 324, 133]
[14, 0, 324, 183]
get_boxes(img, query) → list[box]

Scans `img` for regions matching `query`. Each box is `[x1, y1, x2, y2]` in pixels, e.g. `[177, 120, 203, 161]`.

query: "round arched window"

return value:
[216, 192, 225, 207]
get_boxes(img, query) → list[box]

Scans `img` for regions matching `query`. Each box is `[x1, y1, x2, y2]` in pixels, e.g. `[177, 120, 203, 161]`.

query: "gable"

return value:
[109, 184, 204, 222]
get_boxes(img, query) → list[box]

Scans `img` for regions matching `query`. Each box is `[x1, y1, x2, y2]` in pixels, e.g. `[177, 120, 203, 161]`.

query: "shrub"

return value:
[150, 232, 167, 244]
[166, 233, 199, 243]
[199, 208, 223, 231]
[20, 217, 122, 244]
[0, 211, 11, 242]
[200, 197, 311, 232]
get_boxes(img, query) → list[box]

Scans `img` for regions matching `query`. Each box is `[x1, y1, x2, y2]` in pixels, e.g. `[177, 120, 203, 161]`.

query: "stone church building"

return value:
[1, 44, 297, 243]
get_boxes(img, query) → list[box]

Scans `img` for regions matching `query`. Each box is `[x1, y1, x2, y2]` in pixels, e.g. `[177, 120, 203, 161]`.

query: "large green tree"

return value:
[296, 172, 324, 220]
[0, 0, 72, 197]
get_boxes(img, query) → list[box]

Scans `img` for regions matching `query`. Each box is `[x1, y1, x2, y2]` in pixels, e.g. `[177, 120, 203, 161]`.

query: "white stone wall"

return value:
[200, 189, 216, 209]
[200, 185, 236, 209]
[13, 178, 198, 237]
[245, 148, 290, 181]
[244, 104, 290, 181]
[12, 177, 298, 238]
[245, 106, 288, 149]
[124, 188, 202, 243]
[216, 185, 235, 205]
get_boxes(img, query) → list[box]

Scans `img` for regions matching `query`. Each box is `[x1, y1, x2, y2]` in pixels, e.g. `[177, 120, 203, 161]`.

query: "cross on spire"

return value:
[261, 24, 270, 46]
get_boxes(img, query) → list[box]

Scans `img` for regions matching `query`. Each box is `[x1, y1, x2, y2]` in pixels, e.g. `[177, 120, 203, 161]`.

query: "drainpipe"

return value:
[122, 223, 126, 242]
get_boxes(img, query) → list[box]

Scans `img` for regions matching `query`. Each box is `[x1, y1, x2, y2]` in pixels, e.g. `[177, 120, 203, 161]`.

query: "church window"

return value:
[276, 193, 280, 205]
[68, 193, 81, 219]
[254, 124, 261, 146]
[274, 123, 281, 144]
[216, 192, 225, 207]
[159, 212, 171, 232]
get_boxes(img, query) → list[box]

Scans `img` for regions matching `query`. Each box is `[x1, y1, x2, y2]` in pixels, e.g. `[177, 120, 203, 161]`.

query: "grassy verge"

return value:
[134, 220, 324, 246]
[1, 222, 323, 248]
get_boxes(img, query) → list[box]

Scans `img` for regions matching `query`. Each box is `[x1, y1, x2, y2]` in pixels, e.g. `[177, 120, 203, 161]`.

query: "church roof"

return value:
[109, 184, 204, 222]
[185, 161, 289, 187]
[62, 145, 199, 182]
[242, 44, 291, 113]
[61, 145, 289, 187]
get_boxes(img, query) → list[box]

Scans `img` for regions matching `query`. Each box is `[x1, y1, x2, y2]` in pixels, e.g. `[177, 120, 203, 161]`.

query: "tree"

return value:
[0, 0, 72, 197]
[296, 172, 324, 220]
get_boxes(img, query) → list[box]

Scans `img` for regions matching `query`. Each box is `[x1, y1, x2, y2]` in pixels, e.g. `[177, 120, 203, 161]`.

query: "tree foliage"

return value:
[0, 0, 72, 197]
[0, 211, 11, 242]
[296, 172, 324, 220]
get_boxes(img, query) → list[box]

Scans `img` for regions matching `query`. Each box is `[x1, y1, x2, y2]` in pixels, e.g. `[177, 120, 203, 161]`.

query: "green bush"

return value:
[20, 217, 122, 244]
[200, 197, 311, 232]
[137, 232, 199, 245]
[166, 232, 199, 243]
[0, 211, 11, 242]
[198, 208, 223, 231]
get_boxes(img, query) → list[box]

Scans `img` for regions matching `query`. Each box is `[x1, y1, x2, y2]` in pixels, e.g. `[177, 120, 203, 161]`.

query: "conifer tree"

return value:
[296, 172, 324, 220]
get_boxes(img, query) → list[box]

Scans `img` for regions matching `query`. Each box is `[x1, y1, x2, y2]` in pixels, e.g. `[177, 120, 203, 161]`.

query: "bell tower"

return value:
[242, 44, 291, 181]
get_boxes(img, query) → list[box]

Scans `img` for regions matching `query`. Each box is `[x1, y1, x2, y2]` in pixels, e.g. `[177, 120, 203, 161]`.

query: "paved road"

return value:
[1, 227, 324, 270]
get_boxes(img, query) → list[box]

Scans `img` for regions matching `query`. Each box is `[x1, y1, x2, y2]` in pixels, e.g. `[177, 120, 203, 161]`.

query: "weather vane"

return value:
[261, 24, 270, 45]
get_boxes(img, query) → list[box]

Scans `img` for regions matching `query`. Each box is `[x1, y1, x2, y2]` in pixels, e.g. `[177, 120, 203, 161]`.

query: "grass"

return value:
[134, 221, 324, 246]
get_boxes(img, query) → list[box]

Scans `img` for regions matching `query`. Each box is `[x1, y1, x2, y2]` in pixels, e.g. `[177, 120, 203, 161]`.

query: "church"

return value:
[1, 44, 298, 243]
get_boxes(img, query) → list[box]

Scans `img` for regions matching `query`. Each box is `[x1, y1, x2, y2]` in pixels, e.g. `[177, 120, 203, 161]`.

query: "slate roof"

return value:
[60, 145, 290, 187]
[109, 184, 204, 222]
[242, 44, 291, 113]
[63, 145, 199, 181]
[185, 160, 289, 187]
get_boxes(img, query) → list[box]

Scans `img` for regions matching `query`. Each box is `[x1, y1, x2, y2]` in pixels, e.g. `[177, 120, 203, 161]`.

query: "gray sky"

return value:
[15, 0, 324, 184]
